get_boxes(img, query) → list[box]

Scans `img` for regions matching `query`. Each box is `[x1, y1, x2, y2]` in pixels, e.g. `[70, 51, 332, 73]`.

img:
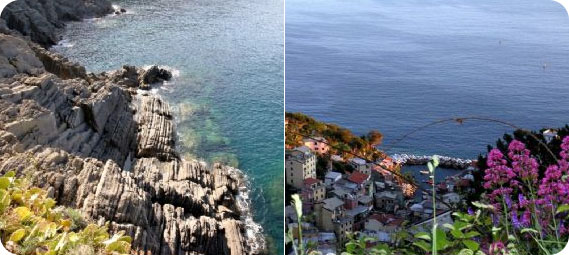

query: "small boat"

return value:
[424, 179, 433, 185]
[420, 170, 429, 175]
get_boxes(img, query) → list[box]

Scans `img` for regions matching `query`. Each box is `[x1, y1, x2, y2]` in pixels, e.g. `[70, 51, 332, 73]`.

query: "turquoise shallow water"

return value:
[53, 0, 283, 253]
[286, 0, 569, 159]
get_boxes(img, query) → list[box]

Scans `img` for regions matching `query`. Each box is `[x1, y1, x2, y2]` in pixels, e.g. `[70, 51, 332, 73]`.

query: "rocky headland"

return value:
[0, 0, 265, 254]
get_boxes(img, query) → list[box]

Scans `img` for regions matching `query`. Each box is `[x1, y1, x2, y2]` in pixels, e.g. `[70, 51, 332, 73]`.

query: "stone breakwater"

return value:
[0, 1, 266, 254]
[392, 154, 474, 170]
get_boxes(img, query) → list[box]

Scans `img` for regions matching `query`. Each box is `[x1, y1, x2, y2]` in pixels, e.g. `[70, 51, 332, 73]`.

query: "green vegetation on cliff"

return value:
[286, 112, 385, 161]
[0, 172, 132, 255]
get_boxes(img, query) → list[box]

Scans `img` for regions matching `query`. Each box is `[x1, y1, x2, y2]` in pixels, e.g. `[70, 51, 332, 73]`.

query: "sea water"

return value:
[53, 0, 284, 252]
[286, 0, 569, 159]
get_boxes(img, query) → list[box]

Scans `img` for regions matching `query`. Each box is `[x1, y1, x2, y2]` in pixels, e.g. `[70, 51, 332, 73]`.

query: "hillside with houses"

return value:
[285, 114, 479, 254]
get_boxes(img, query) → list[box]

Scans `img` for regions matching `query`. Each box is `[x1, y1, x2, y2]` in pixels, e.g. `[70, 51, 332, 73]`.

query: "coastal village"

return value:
[285, 134, 478, 254]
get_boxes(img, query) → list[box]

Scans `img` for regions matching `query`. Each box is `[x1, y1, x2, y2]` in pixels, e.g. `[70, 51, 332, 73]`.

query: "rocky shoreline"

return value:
[0, 1, 265, 254]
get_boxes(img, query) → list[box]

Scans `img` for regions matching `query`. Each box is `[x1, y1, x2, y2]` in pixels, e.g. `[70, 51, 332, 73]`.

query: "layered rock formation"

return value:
[0, 0, 114, 47]
[0, 2, 265, 254]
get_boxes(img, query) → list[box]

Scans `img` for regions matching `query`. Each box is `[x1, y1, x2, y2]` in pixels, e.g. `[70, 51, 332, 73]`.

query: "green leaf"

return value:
[44, 222, 58, 239]
[412, 240, 431, 252]
[556, 204, 569, 214]
[345, 242, 357, 252]
[103, 232, 125, 246]
[0, 177, 10, 190]
[432, 155, 440, 167]
[0, 190, 11, 213]
[68, 232, 80, 242]
[414, 232, 431, 241]
[119, 235, 132, 243]
[435, 228, 449, 251]
[291, 194, 303, 219]
[55, 232, 67, 251]
[44, 198, 56, 210]
[454, 221, 470, 230]
[471, 201, 494, 210]
[458, 249, 474, 255]
[450, 229, 465, 239]
[106, 240, 130, 253]
[9, 229, 26, 242]
[14, 206, 32, 221]
[4, 171, 15, 178]
[443, 223, 455, 231]
[521, 228, 539, 234]
[462, 240, 479, 251]
[452, 212, 465, 219]
[464, 231, 480, 239]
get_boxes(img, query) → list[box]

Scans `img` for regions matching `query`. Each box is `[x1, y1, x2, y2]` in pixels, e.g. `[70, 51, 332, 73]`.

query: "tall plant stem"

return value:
[526, 184, 545, 241]
[297, 213, 304, 255]
[550, 206, 560, 245]
[501, 197, 511, 238]
[432, 179, 437, 255]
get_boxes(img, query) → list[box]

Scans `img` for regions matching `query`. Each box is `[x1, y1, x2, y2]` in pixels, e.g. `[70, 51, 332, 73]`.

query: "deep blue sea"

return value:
[53, 0, 283, 253]
[286, 0, 569, 159]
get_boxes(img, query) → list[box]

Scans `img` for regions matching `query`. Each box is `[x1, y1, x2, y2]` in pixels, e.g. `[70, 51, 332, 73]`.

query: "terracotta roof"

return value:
[367, 214, 383, 221]
[367, 214, 403, 226]
[304, 178, 321, 186]
[348, 171, 370, 184]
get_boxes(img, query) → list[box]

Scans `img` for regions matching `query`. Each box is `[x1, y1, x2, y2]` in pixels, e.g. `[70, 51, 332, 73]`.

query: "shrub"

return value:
[0, 172, 133, 255]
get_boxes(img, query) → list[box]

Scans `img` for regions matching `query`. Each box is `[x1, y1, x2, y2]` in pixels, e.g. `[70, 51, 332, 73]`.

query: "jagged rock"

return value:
[0, 35, 44, 77]
[30, 43, 87, 79]
[0, 0, 114, 47]
[108, 65, 172, 90]
[110, 65, 139, 88]
[139, 65, 173, 90]
[136, 96, 177, 161]
[0, 32, 263, 254]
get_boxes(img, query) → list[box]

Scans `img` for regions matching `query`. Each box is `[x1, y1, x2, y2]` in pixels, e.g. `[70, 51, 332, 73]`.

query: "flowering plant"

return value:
[480, 137, 569, 254]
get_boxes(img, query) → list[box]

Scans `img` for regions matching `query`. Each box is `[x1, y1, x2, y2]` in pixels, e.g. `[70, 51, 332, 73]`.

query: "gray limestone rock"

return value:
[0, 0, 114, 47]
[0, 34, 264, 254]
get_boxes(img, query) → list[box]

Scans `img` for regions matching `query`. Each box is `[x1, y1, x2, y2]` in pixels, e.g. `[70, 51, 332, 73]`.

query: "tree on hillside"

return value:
[366, 130, 383, 146]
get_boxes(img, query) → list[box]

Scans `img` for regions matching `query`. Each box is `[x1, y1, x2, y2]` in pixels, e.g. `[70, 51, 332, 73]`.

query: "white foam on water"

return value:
[141, 65, 182, 91]
[228, 167, 267, 254]
[142, 65, 182, 78]
[54, 39, 74, 48]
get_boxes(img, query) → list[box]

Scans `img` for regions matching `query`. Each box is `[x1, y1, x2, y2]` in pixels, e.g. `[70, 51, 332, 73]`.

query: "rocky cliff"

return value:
[0, 1, 264, 254]
[1, 0, 114, 47]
